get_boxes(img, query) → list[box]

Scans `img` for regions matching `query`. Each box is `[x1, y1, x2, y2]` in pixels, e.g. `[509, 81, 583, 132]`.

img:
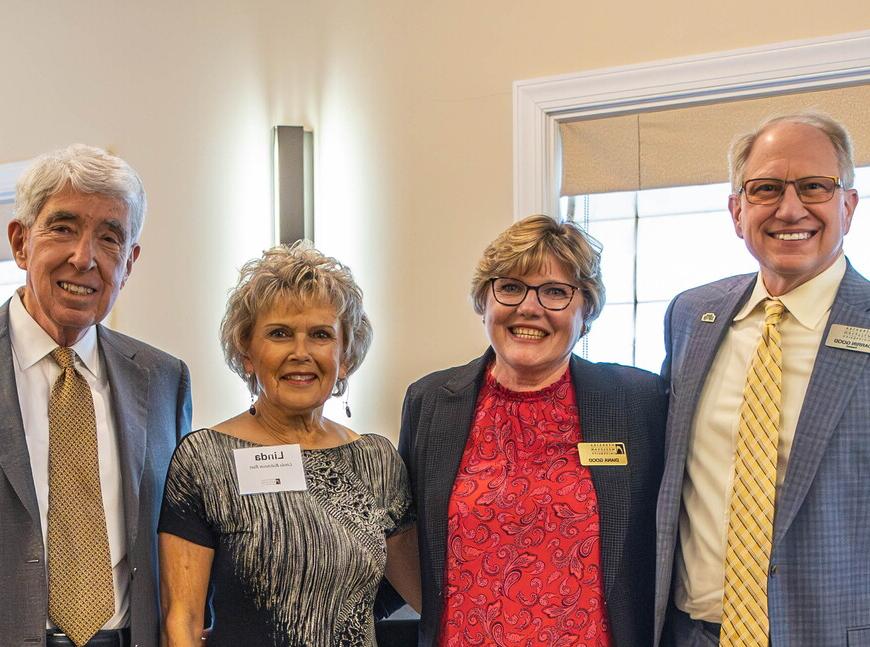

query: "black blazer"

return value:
[398, 349, 667, 647]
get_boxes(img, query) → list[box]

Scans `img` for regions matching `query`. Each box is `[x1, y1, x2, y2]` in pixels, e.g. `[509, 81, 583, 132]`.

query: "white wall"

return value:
[2, 1, 274, 421]
[2, 0, 868, 438]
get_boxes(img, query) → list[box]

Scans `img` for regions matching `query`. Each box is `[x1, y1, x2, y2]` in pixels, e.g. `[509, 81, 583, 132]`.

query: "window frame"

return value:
[513, 30, 870, 219]
[0, 159, 32, 297]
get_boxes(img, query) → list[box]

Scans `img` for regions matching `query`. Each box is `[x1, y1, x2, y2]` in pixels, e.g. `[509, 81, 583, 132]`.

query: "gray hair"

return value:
[220, 241, 373, 397]
[470, 214, 605, 330]
[729, 110, 855, 192]
[14, 144, 147, 244]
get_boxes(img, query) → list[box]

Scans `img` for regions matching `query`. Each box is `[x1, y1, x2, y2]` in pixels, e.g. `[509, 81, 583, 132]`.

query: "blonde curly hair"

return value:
[220, 241, 372, 397]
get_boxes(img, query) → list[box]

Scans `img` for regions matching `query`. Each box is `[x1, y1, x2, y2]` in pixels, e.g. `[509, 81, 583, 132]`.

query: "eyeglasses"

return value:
[490, 277, 579, 311]
[739, 176, 842, 205]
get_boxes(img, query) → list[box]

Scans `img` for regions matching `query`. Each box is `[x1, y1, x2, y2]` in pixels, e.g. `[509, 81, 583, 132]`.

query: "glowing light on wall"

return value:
[273, 126, 314, 244]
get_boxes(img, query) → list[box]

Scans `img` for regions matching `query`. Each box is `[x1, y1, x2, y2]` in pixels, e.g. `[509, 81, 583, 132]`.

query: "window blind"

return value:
[559, 84, 870, 196]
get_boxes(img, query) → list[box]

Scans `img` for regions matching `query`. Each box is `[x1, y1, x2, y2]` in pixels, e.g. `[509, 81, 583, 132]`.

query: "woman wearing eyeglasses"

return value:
[398, 215, 667, 646]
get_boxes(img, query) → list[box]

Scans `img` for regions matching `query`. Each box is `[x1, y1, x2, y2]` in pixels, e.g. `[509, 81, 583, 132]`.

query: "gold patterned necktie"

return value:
[47, 347, 115, 647]
[720, 299, 785, 646]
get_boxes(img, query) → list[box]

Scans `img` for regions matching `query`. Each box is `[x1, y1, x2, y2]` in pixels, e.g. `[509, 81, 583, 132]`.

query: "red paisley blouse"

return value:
[439, 367, 613, 647]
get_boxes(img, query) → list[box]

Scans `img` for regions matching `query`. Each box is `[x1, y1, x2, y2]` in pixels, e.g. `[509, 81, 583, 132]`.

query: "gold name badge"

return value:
[577, 442, 628, 466]
[825, 324, 870, 354]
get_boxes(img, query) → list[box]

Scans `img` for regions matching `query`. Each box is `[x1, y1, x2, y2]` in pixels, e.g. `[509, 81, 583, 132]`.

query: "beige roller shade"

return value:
[560, 83, 870, 196]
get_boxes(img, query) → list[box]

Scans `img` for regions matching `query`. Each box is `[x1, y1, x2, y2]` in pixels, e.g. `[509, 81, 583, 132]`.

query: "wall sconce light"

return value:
[273, 126, 314, 244]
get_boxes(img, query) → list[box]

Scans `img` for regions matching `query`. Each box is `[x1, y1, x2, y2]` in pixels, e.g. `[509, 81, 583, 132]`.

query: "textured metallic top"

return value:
[159, 429, 413, 646]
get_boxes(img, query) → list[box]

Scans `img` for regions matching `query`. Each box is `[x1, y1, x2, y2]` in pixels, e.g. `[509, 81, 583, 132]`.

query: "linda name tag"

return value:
[233, 444, 307, 495]
[825, 324, 870, 354]
[577, 442, 628, 466]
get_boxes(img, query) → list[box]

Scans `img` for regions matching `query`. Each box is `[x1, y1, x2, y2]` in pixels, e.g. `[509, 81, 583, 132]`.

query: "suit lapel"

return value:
[99, 327, 150, 551]
[0, 302, 40, 526]
[773, 266, 870, 545]
[655, 276, 755, 628]
[673, 282, 753, 416]
[660, 278, 754, 531]
[572, 357, 629, 597]
[424, 352, 489, 599]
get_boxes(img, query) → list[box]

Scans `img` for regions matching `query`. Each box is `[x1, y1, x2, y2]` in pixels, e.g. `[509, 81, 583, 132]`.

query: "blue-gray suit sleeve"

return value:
[660, 296, 676, 389]
[176, 359, 192, 442]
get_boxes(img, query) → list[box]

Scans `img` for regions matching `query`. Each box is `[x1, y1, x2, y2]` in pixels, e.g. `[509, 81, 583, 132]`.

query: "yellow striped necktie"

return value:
[720, 299, 785, 646]
[47, 347, 115, 647]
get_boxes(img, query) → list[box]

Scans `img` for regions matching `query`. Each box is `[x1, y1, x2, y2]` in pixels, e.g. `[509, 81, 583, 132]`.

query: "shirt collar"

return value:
[734, 254, 846, 329]
[9, 289, 101, 378]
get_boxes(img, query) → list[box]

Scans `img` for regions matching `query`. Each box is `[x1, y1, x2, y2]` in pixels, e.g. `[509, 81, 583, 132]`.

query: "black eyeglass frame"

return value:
[489, 277, 580, 311]
[738, 175, 843, 205]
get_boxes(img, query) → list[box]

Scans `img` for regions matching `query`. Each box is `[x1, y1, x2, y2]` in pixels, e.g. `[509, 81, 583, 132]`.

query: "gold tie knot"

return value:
[51, 347, 77, 371]
[764, 299, 785, 326]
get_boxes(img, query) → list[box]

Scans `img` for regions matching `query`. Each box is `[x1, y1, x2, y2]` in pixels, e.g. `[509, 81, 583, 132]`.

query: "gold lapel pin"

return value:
[701, 312, 716, 323]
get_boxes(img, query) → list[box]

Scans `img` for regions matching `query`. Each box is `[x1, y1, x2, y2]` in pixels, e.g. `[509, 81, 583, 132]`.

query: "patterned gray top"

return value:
[159, 429, 413, 647]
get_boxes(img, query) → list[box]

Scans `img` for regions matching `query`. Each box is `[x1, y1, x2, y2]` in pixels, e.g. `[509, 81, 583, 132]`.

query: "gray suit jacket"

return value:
[0, 299, 192, 647]
[400, 349, 667, 647]
[654, 263, 870, 647]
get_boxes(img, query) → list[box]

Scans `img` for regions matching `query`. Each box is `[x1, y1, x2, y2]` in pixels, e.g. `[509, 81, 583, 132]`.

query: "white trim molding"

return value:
[513, 30, 870, 219]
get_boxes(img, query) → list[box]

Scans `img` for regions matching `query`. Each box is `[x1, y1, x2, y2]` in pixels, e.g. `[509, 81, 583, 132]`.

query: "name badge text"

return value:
[825, 324, 870, 354]
[577, 441, 628, 466]
[233, 444, 307, 494]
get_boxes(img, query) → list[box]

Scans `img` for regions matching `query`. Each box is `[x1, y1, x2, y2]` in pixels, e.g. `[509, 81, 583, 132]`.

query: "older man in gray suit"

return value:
[654, 111, 869, 647]
[0, 145, 191, 647]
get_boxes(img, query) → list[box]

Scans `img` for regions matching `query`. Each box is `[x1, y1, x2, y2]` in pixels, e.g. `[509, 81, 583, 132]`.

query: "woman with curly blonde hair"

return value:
[159, 241, 420, 646]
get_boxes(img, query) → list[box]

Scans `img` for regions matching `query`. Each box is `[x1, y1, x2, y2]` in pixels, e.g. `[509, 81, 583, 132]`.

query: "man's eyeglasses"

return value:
[739, 176, 843, 205]
[490, 277, 579, 311]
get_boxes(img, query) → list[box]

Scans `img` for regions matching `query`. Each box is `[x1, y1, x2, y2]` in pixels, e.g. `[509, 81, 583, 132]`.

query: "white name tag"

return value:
[824, 324, 870, 354]
[233, 444, 307, 495]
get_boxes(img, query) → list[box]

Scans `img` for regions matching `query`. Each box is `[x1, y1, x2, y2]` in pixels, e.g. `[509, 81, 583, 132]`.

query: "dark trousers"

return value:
[664, 605, 721, 647]
[46, 628, 130, 647]
[375, 618, 419, 647]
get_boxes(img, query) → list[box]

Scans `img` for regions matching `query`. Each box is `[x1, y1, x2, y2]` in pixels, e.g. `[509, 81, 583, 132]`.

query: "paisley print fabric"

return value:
[440, 368, 612, 647]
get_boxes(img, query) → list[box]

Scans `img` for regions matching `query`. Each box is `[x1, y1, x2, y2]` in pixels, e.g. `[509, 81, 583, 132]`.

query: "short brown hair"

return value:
[470, 215, 605, 327]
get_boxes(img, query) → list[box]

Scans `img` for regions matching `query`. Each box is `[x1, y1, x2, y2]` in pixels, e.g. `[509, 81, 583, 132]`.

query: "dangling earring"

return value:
[343, 382, 351, 418]
[246, 373, 257, 415]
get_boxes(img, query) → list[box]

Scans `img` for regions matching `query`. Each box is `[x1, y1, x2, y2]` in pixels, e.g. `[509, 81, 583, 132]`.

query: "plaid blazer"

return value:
[653, 263, 870, 647]
[400, 349, 667, 647]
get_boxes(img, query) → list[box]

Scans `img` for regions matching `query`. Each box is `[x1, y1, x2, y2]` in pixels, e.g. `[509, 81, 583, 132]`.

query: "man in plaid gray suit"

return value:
[654, 111, 869, 646]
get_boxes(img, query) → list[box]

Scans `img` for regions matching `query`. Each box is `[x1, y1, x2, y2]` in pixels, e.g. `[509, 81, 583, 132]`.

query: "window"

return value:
[0, 160, 28, 302]
[514, 30, 870, 372]
[564, 166, 870, 372]
[0, 259, 25, 303]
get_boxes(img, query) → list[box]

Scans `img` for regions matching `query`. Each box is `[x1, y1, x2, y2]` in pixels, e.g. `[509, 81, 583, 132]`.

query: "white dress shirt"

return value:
[675, 255, 846, 622]
[9, 291, 130, 630]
